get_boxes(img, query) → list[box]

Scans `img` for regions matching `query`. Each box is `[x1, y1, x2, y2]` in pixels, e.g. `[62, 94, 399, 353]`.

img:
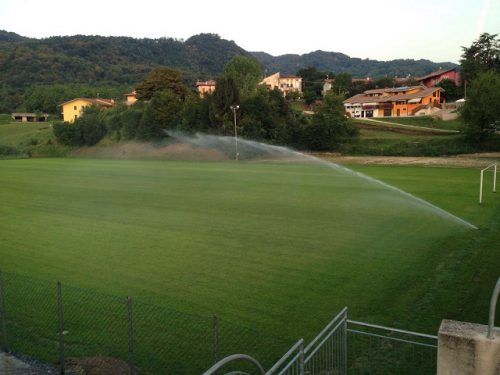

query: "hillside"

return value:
[252, 50, 457, 77]
[0, 32, 249, 88]
[0, 30, 456, 112]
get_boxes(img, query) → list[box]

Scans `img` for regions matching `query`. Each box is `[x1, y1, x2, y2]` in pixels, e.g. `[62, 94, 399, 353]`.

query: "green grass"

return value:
[358, 128, 433, 140]
[343, 128, 475, 156]
[0, 158, 498, 372]
[0, 121, 71, 158]
[0, 114, 12, 124]
[0, 159, 497, 328]
[378, 116, 465, 131]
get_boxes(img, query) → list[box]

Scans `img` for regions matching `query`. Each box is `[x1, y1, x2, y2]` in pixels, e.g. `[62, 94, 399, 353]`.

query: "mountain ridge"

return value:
[0, 30, 457, 112]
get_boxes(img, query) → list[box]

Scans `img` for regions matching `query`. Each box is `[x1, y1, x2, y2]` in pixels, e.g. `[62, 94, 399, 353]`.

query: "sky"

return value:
[0, 0, 499, 63]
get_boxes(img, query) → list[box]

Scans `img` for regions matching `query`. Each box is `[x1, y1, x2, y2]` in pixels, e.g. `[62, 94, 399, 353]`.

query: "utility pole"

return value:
[230, 105, 240, 160]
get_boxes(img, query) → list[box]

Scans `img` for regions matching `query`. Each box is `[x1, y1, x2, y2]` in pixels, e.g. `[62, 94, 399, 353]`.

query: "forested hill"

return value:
[0, 30, 456, 112]
[0, 30, 457, 87]
[252, 50, 457, 78]
[0, 31, 250, 88]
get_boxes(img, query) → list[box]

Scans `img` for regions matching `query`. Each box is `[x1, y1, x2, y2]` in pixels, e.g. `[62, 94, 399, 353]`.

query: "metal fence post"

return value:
[0, 271, 9, 352]
[479, 169, 484, 204]
[343, 308, 348, 375]
[493, 164, 497, 193]
[213, 315, 219, 366]
[299, 340, 305, 375]
[57, 282, 65, 375]
[127, 297, 134, 375]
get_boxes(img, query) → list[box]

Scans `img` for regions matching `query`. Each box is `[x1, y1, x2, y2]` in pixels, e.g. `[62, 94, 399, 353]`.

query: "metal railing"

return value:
[347, 320, 438, 375]
[487, 277, 500, 339]
[207, 307, 439, 375]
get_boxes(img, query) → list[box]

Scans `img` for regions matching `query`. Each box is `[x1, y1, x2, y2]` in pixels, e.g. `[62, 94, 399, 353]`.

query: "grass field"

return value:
[378, 115, 465, 131]
[0, 159, 498, 334]
[0, 121, 69, 158]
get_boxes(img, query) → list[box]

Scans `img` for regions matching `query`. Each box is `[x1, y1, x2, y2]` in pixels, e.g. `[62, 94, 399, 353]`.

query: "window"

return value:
[74, 115, 78, 119]
[74, 105, 77, 110]
[433, 92, 436, 97]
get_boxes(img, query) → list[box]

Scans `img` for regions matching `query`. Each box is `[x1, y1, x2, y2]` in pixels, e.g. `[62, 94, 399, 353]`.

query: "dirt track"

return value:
[316, 152, 500, 168]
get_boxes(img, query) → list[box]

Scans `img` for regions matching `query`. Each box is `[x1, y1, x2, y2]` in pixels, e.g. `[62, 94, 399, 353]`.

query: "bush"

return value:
[461, 71, 500, 144]
[0, 144, 19, 156]
[53, 106, 107, 146]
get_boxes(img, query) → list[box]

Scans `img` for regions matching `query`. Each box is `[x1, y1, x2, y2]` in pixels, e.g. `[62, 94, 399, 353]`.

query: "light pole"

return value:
[230, 105, 240, 160]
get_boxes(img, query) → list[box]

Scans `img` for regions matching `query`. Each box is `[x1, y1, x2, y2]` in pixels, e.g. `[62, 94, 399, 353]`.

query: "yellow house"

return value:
[60, 98, 115, 123]
[123, 90, 137, 105]
[260, 72, 302, 96]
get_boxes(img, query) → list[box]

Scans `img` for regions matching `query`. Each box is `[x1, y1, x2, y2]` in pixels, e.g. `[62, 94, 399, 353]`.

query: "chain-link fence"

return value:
[0, 271, 294, 374]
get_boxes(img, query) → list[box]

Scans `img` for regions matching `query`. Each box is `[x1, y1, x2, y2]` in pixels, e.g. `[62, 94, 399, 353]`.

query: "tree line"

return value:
[54, 57, 358, 151]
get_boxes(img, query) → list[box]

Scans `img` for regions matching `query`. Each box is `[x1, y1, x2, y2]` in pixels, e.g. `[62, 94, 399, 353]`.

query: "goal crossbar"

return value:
[479, 163, 497, 204]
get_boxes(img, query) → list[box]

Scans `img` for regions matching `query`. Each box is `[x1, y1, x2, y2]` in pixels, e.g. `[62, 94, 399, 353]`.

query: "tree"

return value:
[134, 89, 183, 140]
[461, 71, 500, 143]
[223, 55, 262, 99]
[437, 78, 464, 102]
[374, 77, 395, 89]
[331, 73, 352, 96]
[460, 33, 500, 83]
[304, 92, 358, 150]
[181, 93, 212, 133]
[53, 105, 107, 146]
[297, 67, 331, 102]
[135, 67, 188, 101]
[209, 76, 239, 133]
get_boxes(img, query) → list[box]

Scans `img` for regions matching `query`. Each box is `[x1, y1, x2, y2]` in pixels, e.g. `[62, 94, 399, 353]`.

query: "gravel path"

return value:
[317, 152, 500, 168]
[0, 351, 59, 374]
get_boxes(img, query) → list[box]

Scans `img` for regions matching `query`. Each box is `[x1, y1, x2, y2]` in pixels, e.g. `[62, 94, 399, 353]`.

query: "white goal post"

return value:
[479, 163, 497, 204]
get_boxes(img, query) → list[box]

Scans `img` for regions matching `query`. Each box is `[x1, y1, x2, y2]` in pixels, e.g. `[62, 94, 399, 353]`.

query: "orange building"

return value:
[123, 90, 137, 105]
[343, 85, 444, 118]
[196, 80, 216, 97]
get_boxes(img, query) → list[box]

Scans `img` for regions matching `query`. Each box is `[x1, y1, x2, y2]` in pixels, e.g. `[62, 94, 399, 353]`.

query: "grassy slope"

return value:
[0, 159, 497, 339]
[375, 116, 465, 131]
[0, 121, 69, 157]
[344, 127, 470, 156]
[350, 164, 500, 330]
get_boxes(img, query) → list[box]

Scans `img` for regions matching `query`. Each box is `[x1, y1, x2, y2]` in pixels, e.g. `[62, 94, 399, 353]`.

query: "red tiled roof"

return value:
[280, 73, 301, 79]
[344, 86, 443, 104]
[416, 68, 456, 82]
[196, 80, 216, 87]
[59, 98, 115, 107]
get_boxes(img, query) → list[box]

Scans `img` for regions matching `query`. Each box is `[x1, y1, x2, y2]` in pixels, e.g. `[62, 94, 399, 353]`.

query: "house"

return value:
[351, 77, 371, 84]
[322, 78, 335, 96]
[123, 90, 137, 105]
[195, 80, 216, 97]
[260, 72, 302, 96]
[60, 98, 115, 123]
[343, 85, 444, 118]
[416, 67, 460, 87]
[11, 113, 49, 122]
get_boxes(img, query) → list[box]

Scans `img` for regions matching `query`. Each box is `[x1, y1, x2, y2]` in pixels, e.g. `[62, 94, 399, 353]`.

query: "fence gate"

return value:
[204, 307, 438, 375]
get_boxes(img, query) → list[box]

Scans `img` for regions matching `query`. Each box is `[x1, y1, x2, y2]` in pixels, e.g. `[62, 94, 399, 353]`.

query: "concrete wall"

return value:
[438, 320, 500, 375]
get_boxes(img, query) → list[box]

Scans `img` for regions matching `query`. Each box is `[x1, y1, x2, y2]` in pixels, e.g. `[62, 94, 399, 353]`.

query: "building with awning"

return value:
[343, 85, 444, 118]
[11, 113, 49, 122]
